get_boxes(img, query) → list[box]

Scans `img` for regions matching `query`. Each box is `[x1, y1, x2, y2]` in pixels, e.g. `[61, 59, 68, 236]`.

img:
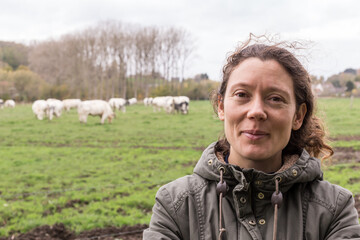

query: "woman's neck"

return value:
[228, 152, 283, 173]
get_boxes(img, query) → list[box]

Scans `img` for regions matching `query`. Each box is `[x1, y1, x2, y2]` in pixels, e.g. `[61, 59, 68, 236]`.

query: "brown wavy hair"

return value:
[212, 34, 333, 160]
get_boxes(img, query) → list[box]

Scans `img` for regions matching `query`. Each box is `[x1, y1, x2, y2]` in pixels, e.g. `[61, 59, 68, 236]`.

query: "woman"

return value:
[143, 38, 360, 239]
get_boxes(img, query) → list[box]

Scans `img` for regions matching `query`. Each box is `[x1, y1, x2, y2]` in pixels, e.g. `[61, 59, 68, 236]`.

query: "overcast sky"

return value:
[1, 0, 359, 80]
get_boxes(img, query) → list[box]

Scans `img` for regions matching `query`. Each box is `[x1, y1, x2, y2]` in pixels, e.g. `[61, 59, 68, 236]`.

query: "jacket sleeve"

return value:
[325, 190, 360, 239]
[143, 187, 183, 240]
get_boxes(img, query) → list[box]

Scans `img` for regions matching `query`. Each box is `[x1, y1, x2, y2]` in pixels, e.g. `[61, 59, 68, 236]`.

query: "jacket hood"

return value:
[193, 142, 323, 193]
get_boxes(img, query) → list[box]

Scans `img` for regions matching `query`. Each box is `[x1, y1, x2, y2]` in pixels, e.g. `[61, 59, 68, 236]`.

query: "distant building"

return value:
[311, 83, 324, 96]
[354, 81, 360, 89]
[194, 73, 209, 82]
[321, 83, 346, 96]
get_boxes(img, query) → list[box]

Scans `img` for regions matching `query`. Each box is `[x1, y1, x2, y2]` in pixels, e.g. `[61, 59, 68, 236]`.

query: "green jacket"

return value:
[143, 142, 360, 239]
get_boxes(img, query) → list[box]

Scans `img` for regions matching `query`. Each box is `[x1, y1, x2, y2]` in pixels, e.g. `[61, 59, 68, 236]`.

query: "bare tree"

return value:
[178, 29, 196, 82]
[28, 21, 196, 100]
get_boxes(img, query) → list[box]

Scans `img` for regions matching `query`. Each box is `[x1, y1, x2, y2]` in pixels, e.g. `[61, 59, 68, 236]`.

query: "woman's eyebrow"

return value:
[265, 87, 291, 98]
[229, 83, 291, 97]
[228, 82, 253, 90]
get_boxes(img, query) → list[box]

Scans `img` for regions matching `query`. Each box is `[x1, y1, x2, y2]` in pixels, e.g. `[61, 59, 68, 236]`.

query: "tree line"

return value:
[0, 21, 220, 102]
[311, 68, 360, 97]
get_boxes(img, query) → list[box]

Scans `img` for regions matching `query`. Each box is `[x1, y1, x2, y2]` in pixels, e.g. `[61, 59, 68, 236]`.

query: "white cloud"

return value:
[1, 0, 359, 79]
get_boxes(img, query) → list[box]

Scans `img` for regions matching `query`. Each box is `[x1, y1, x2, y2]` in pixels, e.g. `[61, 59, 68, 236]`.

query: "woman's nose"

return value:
[246, 97, 267, 121]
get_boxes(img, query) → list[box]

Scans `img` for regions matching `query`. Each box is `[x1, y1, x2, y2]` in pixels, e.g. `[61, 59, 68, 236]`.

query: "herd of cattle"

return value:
[28, 96, 190, 124]
[0, 99, 16, 109]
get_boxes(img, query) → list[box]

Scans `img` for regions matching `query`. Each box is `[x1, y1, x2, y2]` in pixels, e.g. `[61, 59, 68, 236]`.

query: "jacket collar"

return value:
[194, 142, 323, 193]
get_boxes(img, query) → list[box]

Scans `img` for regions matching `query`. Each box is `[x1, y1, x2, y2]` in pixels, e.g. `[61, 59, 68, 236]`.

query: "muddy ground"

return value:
[1, 147, 359, 240]
[0, 224, 146, 240]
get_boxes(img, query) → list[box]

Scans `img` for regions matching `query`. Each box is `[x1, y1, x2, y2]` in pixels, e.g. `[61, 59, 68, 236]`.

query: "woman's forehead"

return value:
[226, 58, 294, 93]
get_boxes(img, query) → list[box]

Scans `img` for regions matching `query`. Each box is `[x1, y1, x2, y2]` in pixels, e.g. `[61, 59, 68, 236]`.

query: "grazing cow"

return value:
[4, 99, 16, 108]
[143, 97, 153, 106]
[62, 99, 81, 112]
[152, 96, 175, 114]
[32, 100, 49, 120]
[0, 99, 3, 109]
[47, 98, 64, 120]
[128, 98, 137, 105]
[108, 98, 127, 113]
[173, 96, 190, 114]
[78, 100, 114, 124]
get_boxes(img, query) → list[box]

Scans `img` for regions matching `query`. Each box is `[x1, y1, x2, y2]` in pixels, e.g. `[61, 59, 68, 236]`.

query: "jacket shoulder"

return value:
[308, 180, 355, 216]
[156, 173, 208, 212]
[306, 180, 360, 238]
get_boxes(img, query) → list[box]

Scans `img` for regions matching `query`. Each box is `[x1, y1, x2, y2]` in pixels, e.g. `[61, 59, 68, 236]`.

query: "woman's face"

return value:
[218, 57, 306, 172]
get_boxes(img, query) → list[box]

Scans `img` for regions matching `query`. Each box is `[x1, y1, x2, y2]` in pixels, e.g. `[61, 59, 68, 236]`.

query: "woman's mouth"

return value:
[241, 130, 269, 140]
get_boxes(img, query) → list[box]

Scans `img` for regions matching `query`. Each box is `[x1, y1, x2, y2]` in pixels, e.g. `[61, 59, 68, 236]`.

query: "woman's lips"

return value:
[241, 130, 269, 140]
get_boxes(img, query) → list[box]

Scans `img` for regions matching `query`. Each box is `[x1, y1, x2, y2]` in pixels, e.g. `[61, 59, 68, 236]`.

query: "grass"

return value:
[317, 97, 360, 138]
[0, 101, 222, 235]
[323, 163, 360, 193]
[0, 98, 359, 236]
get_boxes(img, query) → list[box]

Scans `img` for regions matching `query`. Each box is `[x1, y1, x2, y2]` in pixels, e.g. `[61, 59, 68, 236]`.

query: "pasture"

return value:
[0, 98, 359, 237]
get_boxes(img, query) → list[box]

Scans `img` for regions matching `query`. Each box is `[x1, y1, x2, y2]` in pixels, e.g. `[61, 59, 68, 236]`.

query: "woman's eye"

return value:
[235, 92, 248, 98]
[269, 96, 284, 102]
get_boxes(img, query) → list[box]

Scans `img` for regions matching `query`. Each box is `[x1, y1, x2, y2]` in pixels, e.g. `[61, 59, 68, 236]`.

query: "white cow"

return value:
[173, 96, 190, 114]
[32, 100, 49, 120]
[143, 97, 153, 106]
[128, 98, 137, 105]
[62, 99, 81, 112]
[0, 99, 3, 109]
[108, 98, 127, 113]
[47, 98, 64, 120]
[4, 99, 16, 108]
[152, 96, 175, 114]
[78, 100, 115, 124]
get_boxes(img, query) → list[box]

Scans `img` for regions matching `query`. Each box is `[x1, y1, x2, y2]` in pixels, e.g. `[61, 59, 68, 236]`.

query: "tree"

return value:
[327, 72, 355, 88]
[12, 69, 48, 101]
[0, 41, 29, 70]
[344, 68, 356, 75]
[28, 20, 195, 100]
[346, 81, 355, 92]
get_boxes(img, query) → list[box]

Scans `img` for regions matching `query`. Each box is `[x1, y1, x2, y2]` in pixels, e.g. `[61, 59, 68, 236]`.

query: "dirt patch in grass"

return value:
[330, 136, 360, 141]
[330, 147, 360, 164]
[2, 192, 360, 240]
[349, 177, 360, 184]
[43, 199, 90, 217]
[329, 136, 360, 164]
[0, 223, 148, 240]
[131, 145, 205, 151]
[1, 223, 74, 240]
[350, 165, 360, 170]
[182, 160, 198, 168]
[112, 191, 130, 199]
[65, 199, 90, 208]
[75, 224, 147, 240]
[355, 194, 360, 217]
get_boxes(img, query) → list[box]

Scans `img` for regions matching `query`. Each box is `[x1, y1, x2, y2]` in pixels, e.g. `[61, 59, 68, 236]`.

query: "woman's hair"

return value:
[212, 34, 333, 160]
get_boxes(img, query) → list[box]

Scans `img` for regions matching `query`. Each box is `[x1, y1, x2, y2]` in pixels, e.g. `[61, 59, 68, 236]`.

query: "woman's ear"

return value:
[218, 96, 225, 121]
[293, 103, 307, 130]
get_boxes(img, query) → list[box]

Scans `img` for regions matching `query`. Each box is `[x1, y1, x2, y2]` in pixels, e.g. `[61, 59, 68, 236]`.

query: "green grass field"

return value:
[0, 98, 359, 236]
